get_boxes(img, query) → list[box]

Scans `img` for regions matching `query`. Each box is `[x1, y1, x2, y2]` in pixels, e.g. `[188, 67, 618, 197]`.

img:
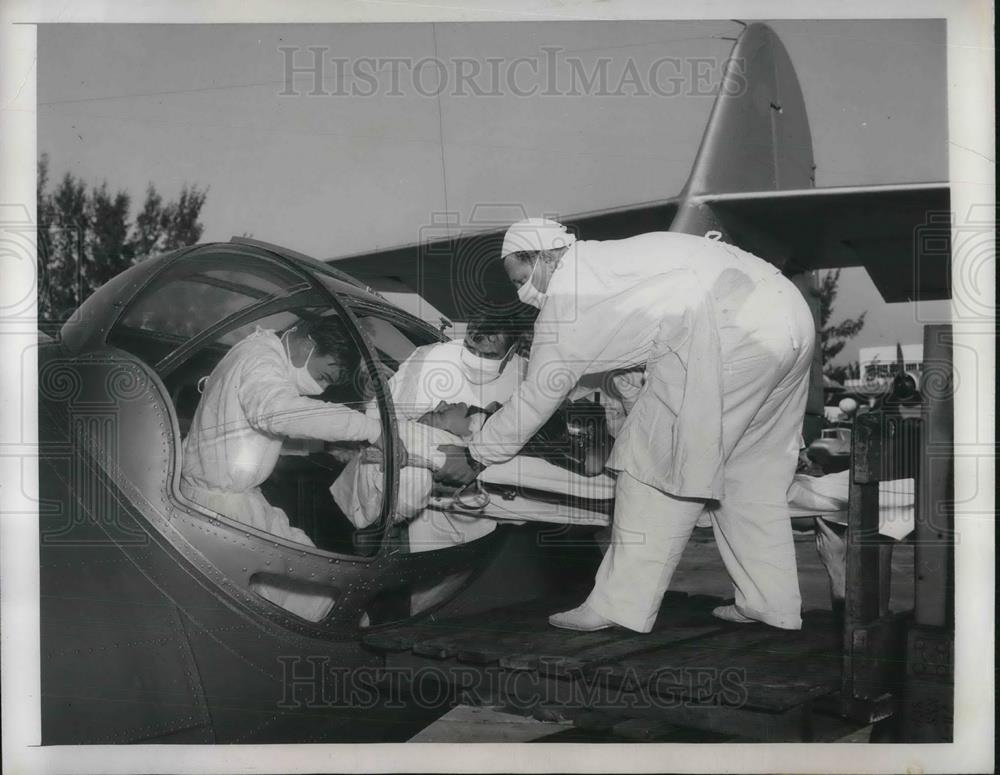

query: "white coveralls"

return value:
[180, 328, 382, 621]
[333, 338, 526, 613]
[469, 232, 816, 632]
[376, 338, 525, 552]
[388, 339, 525, 418]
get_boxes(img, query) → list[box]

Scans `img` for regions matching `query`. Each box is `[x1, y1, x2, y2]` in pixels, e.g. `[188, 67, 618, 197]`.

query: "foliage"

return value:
[825, 359, 860, 386]
[36, 153, 207, 325]
[816, 268, 866, 380]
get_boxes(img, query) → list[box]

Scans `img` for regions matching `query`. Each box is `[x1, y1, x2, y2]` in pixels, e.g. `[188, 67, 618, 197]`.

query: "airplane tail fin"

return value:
[671, 22, 815, 236]
[670, 23, 826, 426]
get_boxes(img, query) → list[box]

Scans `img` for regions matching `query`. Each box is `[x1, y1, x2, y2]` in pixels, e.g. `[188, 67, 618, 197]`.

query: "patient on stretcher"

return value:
[330, 400, 492, 530]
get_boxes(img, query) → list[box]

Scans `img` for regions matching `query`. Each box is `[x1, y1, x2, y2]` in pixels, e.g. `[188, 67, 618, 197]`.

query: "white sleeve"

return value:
[468, 296, 603, 465]
[468, 269, 699, 467]
[238, 351, 381, 443]
[330, 457, 385, 529]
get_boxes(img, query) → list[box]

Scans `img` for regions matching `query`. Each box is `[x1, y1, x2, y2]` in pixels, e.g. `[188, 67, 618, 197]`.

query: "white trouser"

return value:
[585, 303, 813, 632]
[586, 473, 708, 632]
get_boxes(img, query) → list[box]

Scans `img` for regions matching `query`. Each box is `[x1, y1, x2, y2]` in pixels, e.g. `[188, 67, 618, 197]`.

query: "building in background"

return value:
[845, 344, 923, 395]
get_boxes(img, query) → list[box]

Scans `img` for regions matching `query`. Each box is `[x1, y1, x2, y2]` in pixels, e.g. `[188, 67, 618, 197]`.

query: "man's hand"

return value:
[371, 432, 408, 469]
[796, 449, 823, 477]
[434, 444, 483, 486]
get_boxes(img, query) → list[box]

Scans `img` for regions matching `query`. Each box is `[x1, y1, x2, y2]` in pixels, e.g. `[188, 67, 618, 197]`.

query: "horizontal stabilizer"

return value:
[697, 182, 950, 302]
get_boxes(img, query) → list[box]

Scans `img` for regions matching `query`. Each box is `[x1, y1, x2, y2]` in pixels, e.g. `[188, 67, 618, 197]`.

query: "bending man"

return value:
[437, 218, 816, 633]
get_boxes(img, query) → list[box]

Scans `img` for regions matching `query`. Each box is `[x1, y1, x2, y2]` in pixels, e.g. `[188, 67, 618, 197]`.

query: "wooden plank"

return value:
[362, 596, 568, 654]
[601, 614, 841, 712]
[572, 710, 617, 733]
[362, 631, 420, 653]
[845, 480, 883, 624]
[369, 591, 732, 670]
[603, 696, 814, 742]
[368, 594, 840, 714]
[384, 643, 828, 742]
[843, 401, 932, 721]
[538, 656, 593, 678]
[462, 623, 728, 672]
[848, 611, 910, 704]
[412, 638, 461, 660]
[498, 654, 539, 671]
[843, 412, 890, 716]
[611, 718, 685, 741]
[854, 413, 921, 484]
[915, 324, 953, 628]
[407, 704, 572, 743]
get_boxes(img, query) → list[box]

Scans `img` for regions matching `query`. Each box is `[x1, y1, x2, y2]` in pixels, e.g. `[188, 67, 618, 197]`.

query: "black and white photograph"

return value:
[1, 1, 994, 773]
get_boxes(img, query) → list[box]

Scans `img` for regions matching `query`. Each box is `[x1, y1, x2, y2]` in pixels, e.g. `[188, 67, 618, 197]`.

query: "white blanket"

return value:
[787, 471, 915, 540]
[472, 459, 915, 540]
[480, 456, 617, 500]
[330, 421, 458, 529]
[334, 434, 915, 541]
[330, 420, 498, 551]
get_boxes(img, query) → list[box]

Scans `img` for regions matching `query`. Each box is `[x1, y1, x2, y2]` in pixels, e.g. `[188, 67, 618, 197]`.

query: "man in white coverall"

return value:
[349, 318, 525, 530]
[181, 317, 401, 622]
[386, 314, 526, 422]
[333, 315, 526, 615]
[436, 218, 816, 633]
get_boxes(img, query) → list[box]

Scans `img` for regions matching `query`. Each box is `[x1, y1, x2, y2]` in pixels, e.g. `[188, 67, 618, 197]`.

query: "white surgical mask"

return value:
[460, 345, 506, 386]
[283, 332, 325, 396]
[517, 258, 547, 309]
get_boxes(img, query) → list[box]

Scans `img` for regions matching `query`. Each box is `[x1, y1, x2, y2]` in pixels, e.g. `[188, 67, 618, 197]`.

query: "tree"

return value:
[37, 157, 89, 324]
[88, 182, 132, 289]
[36, 154, 207, 326]
[160, 185, 207, 250]
[130, 183, 207, 255]
[826, 359, 860, 386]
[816, 268, 866, 383]
[131, 184, 164, 258]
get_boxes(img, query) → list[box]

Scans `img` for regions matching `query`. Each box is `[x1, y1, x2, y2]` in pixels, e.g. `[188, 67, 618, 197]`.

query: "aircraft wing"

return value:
[329, 199, 680, 323]
[330, 183, 949, 322]
[697, 182, 951, 303]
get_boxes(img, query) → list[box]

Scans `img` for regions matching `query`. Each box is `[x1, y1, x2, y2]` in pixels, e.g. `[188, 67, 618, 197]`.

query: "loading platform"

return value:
[363, 592, 854, 741]
[364, 324, 954, 743]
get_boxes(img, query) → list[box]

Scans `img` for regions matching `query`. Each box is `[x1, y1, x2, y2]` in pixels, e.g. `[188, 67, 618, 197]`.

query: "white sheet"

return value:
[455, 458, 915, 540]
[480, 456, 616, 500]
[330, 421, 460, 528]
[788, 471, 915, 540]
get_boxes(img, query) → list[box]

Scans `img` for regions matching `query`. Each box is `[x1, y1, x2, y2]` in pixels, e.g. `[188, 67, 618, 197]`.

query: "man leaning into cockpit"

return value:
[180, 316, 404, 621]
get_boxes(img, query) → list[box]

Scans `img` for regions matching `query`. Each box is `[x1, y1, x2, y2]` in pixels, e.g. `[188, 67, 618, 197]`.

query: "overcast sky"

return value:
[38, 19, 951, 362]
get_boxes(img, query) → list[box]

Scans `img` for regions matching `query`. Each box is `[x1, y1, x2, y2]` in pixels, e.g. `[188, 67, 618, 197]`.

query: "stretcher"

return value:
[338, 400, 914, 539]
[430, 456, 915, 540]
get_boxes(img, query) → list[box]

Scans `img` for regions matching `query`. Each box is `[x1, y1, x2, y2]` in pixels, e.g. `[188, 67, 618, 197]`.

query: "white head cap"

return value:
[500, 217, 576, 259]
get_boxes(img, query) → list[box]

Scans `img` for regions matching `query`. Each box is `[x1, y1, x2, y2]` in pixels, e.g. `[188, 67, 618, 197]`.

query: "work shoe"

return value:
[548, 603, 616, 632]
[711, 604, 756, 624]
